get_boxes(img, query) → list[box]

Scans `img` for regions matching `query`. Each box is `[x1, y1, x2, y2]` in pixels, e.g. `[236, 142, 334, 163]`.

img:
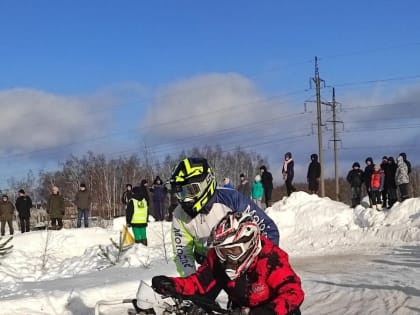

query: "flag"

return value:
[122, 224, 135, 245]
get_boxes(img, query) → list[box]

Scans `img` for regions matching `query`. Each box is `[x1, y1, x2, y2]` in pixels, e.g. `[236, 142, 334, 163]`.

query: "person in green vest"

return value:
[126, 185, 149, 246]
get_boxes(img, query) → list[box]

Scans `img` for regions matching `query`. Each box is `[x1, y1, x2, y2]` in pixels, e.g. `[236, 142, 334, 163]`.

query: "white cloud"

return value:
[0, 88, 114, 156]
[140, 73, 307, 151]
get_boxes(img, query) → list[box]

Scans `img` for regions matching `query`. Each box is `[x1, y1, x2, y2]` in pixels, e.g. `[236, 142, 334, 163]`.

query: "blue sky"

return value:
[1, 1, 420, 186]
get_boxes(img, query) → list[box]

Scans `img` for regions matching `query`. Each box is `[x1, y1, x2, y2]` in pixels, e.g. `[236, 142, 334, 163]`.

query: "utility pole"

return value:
[312, 57, 325, 197]
[326, 88, 343, 201]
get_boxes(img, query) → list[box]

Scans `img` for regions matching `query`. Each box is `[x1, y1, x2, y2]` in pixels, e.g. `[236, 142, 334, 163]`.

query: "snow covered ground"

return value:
[0, 191, 419, 315]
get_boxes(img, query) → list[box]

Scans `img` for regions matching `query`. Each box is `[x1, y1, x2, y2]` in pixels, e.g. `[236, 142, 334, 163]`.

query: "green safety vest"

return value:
[130, 198, 148, 224]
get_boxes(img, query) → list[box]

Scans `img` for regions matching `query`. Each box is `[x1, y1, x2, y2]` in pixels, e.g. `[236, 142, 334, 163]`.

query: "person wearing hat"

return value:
[74, 183, 91, 228]
[121, 184, 134, 206]
[15, 189, 33, 233]
[46, 186, 65, 230]
[347, 162, 364, 208]
[259, 165, 273, 207]
[282, 152, 296, 197]
[0, 194, 15, 236]
[364, 157, 374, 206]
[236, 173, 251, 199]
[126, 185, 149, 245]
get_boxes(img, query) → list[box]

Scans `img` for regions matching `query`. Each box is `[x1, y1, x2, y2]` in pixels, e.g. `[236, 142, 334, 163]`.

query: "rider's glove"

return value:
[152, 275, 176, 297]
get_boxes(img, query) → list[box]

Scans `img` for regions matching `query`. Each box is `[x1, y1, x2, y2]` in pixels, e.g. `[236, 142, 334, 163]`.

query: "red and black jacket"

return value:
[169, 236, 304, 315]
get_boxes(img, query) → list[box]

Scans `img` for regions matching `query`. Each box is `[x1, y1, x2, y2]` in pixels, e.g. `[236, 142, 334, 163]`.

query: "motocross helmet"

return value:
[169, 157, 216, 218]
[208, 212, 262, 280]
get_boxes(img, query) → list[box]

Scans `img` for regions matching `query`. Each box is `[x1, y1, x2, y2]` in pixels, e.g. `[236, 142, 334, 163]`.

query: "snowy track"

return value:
[298, 245, 420, 315]
[0, 193, 419, 314]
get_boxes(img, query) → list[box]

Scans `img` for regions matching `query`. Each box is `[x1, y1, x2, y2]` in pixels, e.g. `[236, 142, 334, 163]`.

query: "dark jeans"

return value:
[388, 187, 398, 207]
[285, 178, 296, 196]
[77, 208, 89, 228]
[1, 220, 14, 235]
[19, 216, 30, 233]
[264, 188, 273, 206]
[351, 186, 362, 208]
[398, 183, 410, 201]
[51, 218, 63, 229]
[371, 190, 382, 205]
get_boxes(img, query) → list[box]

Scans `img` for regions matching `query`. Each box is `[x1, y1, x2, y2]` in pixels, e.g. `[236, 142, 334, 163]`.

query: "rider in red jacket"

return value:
[152, 212, 304, 315]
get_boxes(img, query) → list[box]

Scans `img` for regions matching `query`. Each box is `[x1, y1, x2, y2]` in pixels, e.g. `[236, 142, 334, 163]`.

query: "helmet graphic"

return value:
[170, 157, 216, 218]
[208, 212, 262, 280]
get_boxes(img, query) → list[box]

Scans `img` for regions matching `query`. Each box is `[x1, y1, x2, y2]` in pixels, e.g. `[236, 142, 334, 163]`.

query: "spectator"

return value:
[307, 153, 321, 194]
[370, 164, 385, 211]
[0, 195, 15, 236]
[152, 212, 303, 315]
[74, 183, 91, 228]
[121, 184, 133, 206]
[168, 157, 279, 302]
[150, 176, 166, 221]
[346, 162, 364, 208]
[399, 152, 412, 175]
[386, 156, 398, 208]
[139, 179, 151, 220]
[46, 186, 65, 230]
[126, 186, 149, 245]
[380, 156, 389, 208]
[282, 152, 296, 197]
[396, 154, 410, 201]
[259, 165, 273, 207]
[15, 189, 33, 233]
[223, 177, 234, 189]
[166, 192, 178, 221]
[251, 174, 264, 208]
[236, 173, 251, 198]
[364, 157, 374, 206]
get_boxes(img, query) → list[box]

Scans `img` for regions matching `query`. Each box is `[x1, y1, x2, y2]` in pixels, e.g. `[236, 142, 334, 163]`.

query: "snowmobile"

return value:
[95, 280, 228, 315]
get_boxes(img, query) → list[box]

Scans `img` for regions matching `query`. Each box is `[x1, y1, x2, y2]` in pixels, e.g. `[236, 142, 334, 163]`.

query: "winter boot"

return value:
[376, 204, 382, 211]
[140, 239, 148, 246]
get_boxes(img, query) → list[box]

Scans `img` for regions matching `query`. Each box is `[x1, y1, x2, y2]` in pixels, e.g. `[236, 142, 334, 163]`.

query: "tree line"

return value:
[5, 145, 267, 219]
[4, 145, 419, 218]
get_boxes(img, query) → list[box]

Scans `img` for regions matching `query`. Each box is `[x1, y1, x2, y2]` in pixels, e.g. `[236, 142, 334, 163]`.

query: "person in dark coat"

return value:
[307, 153, 321, 194]
[385, 156, 398, 208]
[0, 195, 15, 236]
[74, 183, 91, 228]
[380, 156, 389, 208]
[121, 184, 133, 205]
[282, 152, 296, 197]
[15, 189, 33, 233]
[364, 157, 374, 206]
[259, 165, 273, 207]
[150, 176, 166, 221]
[46, 186, 65, 230]
[126, 185, 149, 245]
[347, 162, 364, 208]
[236, 173, 251, 198]
[139, 179, 151, 220]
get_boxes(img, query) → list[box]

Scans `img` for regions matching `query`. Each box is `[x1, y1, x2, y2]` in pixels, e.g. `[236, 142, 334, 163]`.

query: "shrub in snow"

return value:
[0, 236, 13, 258]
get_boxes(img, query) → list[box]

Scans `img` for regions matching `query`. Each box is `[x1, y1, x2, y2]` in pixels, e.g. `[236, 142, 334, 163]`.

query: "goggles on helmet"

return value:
[173, 180, 208, 202]
[215, 243, 247, 261]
